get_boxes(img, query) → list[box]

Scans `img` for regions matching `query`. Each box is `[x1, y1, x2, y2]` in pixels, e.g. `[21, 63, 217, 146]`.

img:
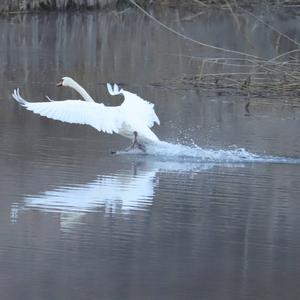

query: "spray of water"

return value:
[117, 140, 300, 164]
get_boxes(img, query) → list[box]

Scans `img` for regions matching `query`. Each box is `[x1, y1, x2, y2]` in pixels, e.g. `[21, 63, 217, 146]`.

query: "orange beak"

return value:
[56, 80, 63, 87]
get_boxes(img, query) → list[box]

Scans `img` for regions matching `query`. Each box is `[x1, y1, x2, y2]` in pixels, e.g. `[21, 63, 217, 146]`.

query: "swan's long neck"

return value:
[70, 81, 95, 102]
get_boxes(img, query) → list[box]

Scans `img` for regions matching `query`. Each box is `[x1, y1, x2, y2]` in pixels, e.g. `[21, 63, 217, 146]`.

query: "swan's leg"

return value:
[111, 131, 146, 154]
[132, 131, 146, 152]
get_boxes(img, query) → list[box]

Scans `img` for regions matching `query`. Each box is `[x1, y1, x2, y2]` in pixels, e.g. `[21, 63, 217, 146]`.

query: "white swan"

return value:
[56, 77, 95, 102]
[12, 78, 160, 151]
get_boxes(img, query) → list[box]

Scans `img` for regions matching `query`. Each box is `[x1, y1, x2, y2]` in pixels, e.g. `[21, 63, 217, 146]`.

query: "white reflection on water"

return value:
[11, 160, 239, 230]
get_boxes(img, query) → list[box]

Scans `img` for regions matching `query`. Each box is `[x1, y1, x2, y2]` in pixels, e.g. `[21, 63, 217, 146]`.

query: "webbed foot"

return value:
[110, 132, 146, 154]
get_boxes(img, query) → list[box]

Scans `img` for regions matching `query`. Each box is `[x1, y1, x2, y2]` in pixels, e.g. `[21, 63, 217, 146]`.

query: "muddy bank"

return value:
[2, 0, 300, 13]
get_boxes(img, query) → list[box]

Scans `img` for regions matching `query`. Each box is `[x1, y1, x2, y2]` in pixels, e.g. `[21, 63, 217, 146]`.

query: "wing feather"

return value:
[121, 90, 160, 127]
[12, 89, 122, 134]
[106, 83, 160, 128]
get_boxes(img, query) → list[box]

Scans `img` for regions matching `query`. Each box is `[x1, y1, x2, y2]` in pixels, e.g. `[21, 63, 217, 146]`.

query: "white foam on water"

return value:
[117, 140, 300, 164]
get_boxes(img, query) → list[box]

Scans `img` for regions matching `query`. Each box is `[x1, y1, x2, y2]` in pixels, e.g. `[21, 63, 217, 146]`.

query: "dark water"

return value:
[1, 8, 300, 300]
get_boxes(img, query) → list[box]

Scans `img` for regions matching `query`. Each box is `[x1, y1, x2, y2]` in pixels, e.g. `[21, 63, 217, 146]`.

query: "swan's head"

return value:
[56, 77, 75, 87]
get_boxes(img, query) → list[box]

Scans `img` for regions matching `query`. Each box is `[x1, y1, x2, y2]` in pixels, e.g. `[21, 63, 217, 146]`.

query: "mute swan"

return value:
[12, 79, 160, 152]
[56, 77, 95, 102]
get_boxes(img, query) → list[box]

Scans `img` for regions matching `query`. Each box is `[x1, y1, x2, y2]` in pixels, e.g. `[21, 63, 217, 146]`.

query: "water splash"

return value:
[118, 141, 300, 164]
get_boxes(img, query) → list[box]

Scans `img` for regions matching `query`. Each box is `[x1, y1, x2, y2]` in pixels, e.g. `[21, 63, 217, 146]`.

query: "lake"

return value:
[1, 7, 300, 300]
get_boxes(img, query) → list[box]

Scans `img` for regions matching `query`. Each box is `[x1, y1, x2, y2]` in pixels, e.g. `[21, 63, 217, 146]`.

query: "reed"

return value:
[2, 0, 300, 14]
[172, 57, 300, 98]
[126, 0, 300, 98]
[0, 0, 117, 13]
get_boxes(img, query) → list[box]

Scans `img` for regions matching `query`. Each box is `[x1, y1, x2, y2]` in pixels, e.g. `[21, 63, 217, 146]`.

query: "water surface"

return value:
[1, 8, 300, 300]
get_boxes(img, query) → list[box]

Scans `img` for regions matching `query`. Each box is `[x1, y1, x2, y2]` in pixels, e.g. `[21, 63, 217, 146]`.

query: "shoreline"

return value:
[2, 0, 300, 14]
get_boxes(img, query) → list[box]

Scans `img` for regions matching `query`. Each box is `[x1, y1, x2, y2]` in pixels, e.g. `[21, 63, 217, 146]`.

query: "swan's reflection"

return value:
[11, 160, 243, 230]
[19, 171, 157, 214]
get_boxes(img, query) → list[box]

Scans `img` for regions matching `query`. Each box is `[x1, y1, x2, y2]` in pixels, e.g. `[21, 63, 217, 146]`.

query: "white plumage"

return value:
[107, 83, 160, 128]
[12, 79, 160, 145]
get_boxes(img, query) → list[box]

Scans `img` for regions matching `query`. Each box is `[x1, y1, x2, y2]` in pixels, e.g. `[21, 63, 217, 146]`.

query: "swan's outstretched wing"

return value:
[107, 83, 160, 128]
[12, 89, 122, 134]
